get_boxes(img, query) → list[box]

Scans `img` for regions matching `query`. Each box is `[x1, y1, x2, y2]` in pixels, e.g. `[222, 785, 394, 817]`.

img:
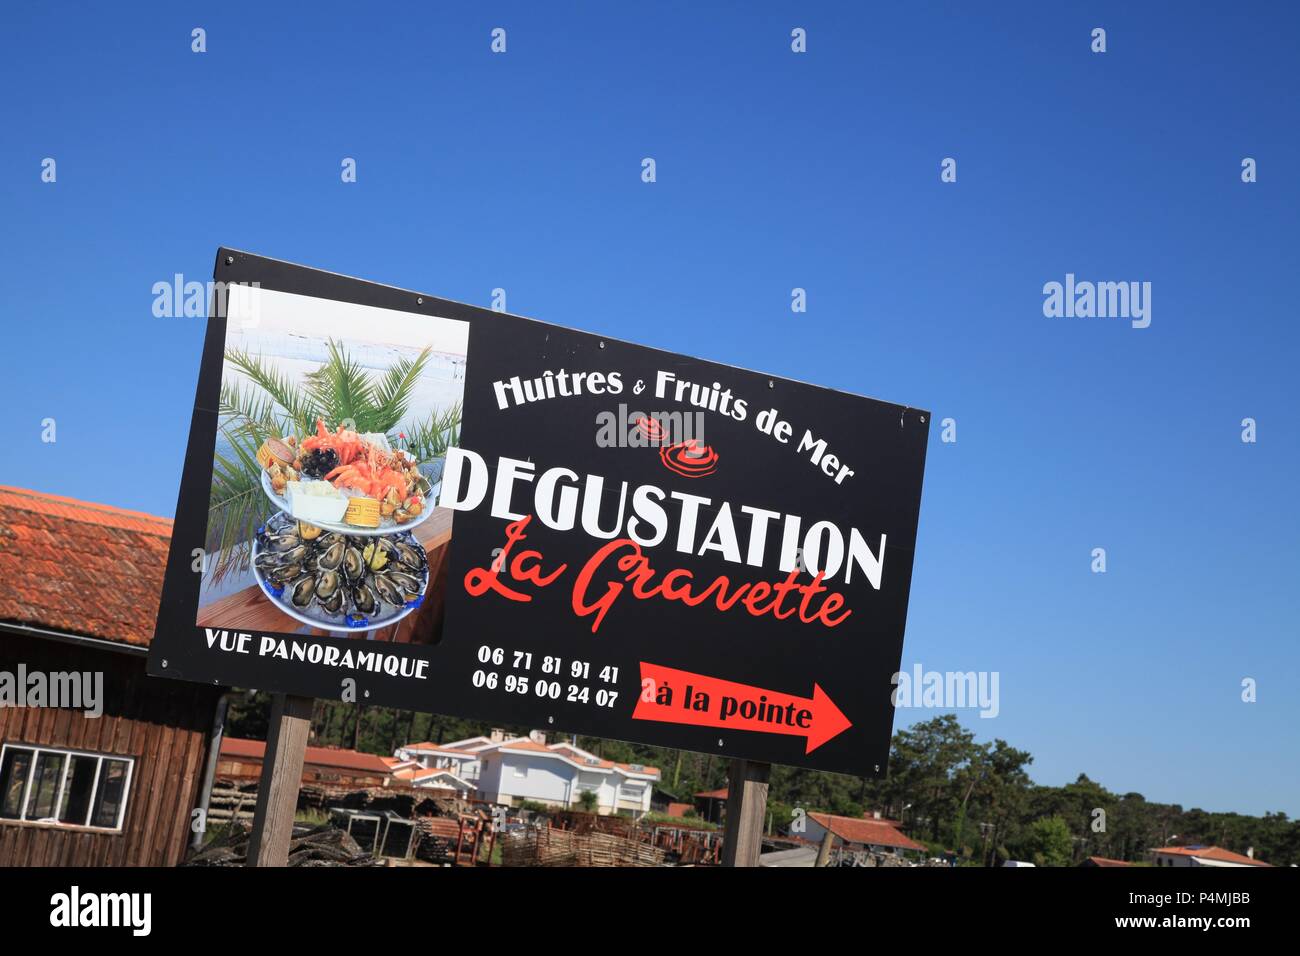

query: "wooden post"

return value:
[815, 827, 835, 867]
[246, 693, 313, 867]
[720, 758, 770, 867]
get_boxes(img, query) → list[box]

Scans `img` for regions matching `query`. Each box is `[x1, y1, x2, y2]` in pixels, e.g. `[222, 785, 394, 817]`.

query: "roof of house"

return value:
[0, 485, 172, 647]
[501, 739, 551, 754]
[436, 736, 497, 752]
[220, 737, 394, 776]
[807, 812, 927, 852]
[1085, 855, 1131, 867]
[544, 741, 661, 778]
[487, 739, 660, 779]
[696, 788, 729, 799]
[1152, 846, 1270, 867]
[397, 742, 480, 760]
[405, 767, 473, 789]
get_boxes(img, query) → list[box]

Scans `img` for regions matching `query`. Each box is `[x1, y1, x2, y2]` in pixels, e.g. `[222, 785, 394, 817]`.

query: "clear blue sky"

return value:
[1, 2, 1296, 817]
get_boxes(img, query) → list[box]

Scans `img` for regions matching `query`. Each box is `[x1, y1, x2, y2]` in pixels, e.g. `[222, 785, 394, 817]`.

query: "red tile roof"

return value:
[0, 485, 172, 647]
[614, 762, 660, 778]
[502, 739, 552, 754]
[398, 743, 479, 762]
[1152, 846, 1270, 867]
[808, 812, 927, 852]
[1086, 855, 1131, 867]
[542, 742, 661, 777]
[220, 737, 394, 775]
[696, 788, 729, 799]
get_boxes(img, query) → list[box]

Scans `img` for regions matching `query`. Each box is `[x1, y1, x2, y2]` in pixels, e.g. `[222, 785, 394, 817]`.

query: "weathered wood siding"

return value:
[0, 631, 220, 866]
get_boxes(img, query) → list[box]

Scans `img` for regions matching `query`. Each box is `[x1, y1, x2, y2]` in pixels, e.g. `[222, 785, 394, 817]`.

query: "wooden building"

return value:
[217, 737, 397, 789]
[0, 486, 223, 866]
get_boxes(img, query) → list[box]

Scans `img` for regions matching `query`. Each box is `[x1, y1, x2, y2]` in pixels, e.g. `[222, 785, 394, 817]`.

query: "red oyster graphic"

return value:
[660, 439, 718, 478]
[635, 416, 667, 443]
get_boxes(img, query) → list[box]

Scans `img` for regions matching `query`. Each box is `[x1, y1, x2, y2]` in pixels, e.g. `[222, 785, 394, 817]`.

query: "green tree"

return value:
[1020, 815, 1074, 867]
[883, 715, 980, 841]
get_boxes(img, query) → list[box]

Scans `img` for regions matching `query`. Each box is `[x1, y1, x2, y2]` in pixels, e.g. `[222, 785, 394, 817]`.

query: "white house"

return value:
[1150, 846, 1270, 868]
[393, 736, 497, 785]
[386, 760, 475, 798]
[476, 739, 659, 816]
[395, 731, 660, 817]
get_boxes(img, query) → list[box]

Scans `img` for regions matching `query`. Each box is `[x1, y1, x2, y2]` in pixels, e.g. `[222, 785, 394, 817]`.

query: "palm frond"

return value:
[220, 379, 291, 435]
[224, 347, 322, 436]
[302, 339, 376, 432]
[370, 347, 433, 433]
[403, 401, 462, 461]
[207, 418, 274, 583]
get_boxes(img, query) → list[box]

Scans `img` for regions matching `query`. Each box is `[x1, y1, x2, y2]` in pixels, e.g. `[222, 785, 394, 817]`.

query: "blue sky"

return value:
[1, 2, 1296, 816]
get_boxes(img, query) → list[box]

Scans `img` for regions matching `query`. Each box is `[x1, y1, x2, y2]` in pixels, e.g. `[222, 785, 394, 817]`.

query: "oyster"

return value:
[316, 538, 346, 572]
[371, 573, 404, 607]
[265, 531, 302, 552]
[341, 545, 365, 583]
[350, 581, 378, 616]
[276, 544, 309, 566]
[393, 541, 425, 572]
[288, 575, 316, 609]
[318, 587, 345, 615]
[385, 569, 421, 602]
[315, 568, 341, 602]
[254, 551, 282, 571]
[268, 562, 303, 586]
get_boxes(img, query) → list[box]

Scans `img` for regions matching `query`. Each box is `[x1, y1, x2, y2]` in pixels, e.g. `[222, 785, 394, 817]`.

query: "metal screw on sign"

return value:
[768, 380, 774, 389]
[225, 256, 233, 266]
[919, 415, 926, 424]
[161, 660, 168, 668]
[598, 341, 605, 349]
[717, 739, 723, 747]
[417, 297, 423, 305]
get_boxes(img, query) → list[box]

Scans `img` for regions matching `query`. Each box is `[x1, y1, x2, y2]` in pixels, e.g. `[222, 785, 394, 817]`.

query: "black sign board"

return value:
[148, 249, 929, 776]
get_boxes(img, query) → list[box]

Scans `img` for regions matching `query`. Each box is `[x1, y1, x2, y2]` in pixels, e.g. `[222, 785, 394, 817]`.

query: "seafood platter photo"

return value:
[250, 422, 434, 631]
[196, 285, 467, 639]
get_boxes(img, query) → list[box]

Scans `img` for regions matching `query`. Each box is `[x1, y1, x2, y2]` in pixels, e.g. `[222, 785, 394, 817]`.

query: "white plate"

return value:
[259, 468, 434, 538]
[251, 513, 430, 634]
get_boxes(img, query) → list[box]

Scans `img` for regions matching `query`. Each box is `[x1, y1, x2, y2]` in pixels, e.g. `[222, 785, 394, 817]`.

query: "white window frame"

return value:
[0, 743, 135, 832]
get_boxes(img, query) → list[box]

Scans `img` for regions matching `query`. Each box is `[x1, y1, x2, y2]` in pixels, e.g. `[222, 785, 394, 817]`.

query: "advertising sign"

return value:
[149, 249, 929, 776]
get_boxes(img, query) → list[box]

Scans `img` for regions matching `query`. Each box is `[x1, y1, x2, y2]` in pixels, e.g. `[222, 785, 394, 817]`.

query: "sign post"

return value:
[246, 693, 313, 867]
[720, 758, 771, 867]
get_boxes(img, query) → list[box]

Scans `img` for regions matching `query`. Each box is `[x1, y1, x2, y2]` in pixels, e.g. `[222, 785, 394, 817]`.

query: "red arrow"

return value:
[631, 662, 852, 754]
